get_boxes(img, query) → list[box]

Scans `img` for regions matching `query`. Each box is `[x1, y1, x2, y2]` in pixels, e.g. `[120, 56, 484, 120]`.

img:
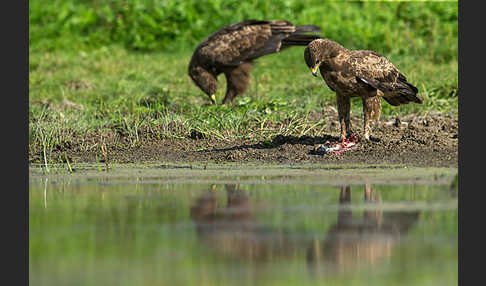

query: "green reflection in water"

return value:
[29, 180, 457, 286]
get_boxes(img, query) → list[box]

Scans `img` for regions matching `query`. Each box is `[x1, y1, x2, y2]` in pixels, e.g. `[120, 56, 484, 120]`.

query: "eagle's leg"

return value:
[222, 63, 253, 104]
[336, 94, 352, 141]
[363, 183, 382, 225]
[364, 183, 373, 201]
[339, 185, 351, 203]
[362, 95, 382, 140]
[337, 185, 352, 225]
[222, 86, 237, 104]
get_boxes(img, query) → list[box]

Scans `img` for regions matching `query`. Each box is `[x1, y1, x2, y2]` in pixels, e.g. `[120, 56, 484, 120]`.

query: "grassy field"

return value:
[29, 1, 458, 163]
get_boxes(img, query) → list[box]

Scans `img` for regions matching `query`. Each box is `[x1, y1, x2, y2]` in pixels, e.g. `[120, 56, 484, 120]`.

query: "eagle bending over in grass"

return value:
[304, 38, 423, 141]
[189, 20, 321, 104]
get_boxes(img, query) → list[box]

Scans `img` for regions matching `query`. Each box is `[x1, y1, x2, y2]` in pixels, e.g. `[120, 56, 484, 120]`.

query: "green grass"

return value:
[29, 1, 458, 162]
[29, 0, 458, 61]
[29, 45, 457, 152]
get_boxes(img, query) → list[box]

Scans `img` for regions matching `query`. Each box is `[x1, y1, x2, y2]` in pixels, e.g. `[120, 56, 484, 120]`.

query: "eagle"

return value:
[189, 20, 321, 104]
[304, 38, 423, 141]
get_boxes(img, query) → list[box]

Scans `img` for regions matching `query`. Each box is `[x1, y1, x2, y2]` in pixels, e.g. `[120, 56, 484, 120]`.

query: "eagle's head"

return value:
[304, 38, 344, 77]
[188, 64, 218, 104]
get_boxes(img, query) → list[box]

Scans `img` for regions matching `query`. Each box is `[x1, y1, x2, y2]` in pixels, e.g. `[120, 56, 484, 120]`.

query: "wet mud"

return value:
[29, 113, 458, 168]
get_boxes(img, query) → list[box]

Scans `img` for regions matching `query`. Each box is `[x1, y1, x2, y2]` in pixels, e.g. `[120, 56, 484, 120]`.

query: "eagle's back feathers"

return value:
[341, 50, 422, 106]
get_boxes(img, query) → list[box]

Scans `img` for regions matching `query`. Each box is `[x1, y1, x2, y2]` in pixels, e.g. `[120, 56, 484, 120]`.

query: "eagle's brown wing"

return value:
[197, 20, 319, 66]
[345, 51, 422, 106]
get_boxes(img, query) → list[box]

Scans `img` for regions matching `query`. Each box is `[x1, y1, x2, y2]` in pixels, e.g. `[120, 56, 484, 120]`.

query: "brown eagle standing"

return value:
[189, 20, 321, 104]
[304, 38, 423, 141]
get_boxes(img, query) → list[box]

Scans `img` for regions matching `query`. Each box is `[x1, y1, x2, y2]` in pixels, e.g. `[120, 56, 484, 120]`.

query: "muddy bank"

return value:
[29, 112, 458, 168]
[29, 163, 458, 187]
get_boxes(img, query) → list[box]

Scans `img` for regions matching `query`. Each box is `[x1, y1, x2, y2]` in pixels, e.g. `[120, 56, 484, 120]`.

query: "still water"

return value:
[29, 177, 457, 286]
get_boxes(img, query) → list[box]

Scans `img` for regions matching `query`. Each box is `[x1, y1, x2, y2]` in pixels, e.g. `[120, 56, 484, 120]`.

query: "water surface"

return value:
[29, 172, 457, 286]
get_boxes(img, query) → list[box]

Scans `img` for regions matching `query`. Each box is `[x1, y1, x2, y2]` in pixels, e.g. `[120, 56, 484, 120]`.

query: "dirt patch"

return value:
[29, 112, 458, 168]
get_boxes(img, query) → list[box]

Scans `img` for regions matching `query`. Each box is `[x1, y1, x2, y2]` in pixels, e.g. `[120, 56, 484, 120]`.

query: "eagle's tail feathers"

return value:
[282, 34, 322, 47]
[399, 82, 422, 104]
[294, 25, 322, 34]
[383, 82, 423, 106]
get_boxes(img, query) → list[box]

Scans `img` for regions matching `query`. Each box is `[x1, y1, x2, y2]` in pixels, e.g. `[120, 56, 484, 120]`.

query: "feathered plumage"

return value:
[304, 38, 423, 140]
[189, 20, 321, 104]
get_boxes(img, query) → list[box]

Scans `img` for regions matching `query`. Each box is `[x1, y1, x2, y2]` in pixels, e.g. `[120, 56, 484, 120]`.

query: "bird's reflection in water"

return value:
[190, 184, 300, 262]
[190, 183, 419, 273]
[307, 184, 420, 276]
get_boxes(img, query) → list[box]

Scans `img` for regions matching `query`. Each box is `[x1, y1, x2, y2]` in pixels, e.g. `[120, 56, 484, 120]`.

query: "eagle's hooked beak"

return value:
[209, 94, 216, 105]
[311, 63, 321, 77]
